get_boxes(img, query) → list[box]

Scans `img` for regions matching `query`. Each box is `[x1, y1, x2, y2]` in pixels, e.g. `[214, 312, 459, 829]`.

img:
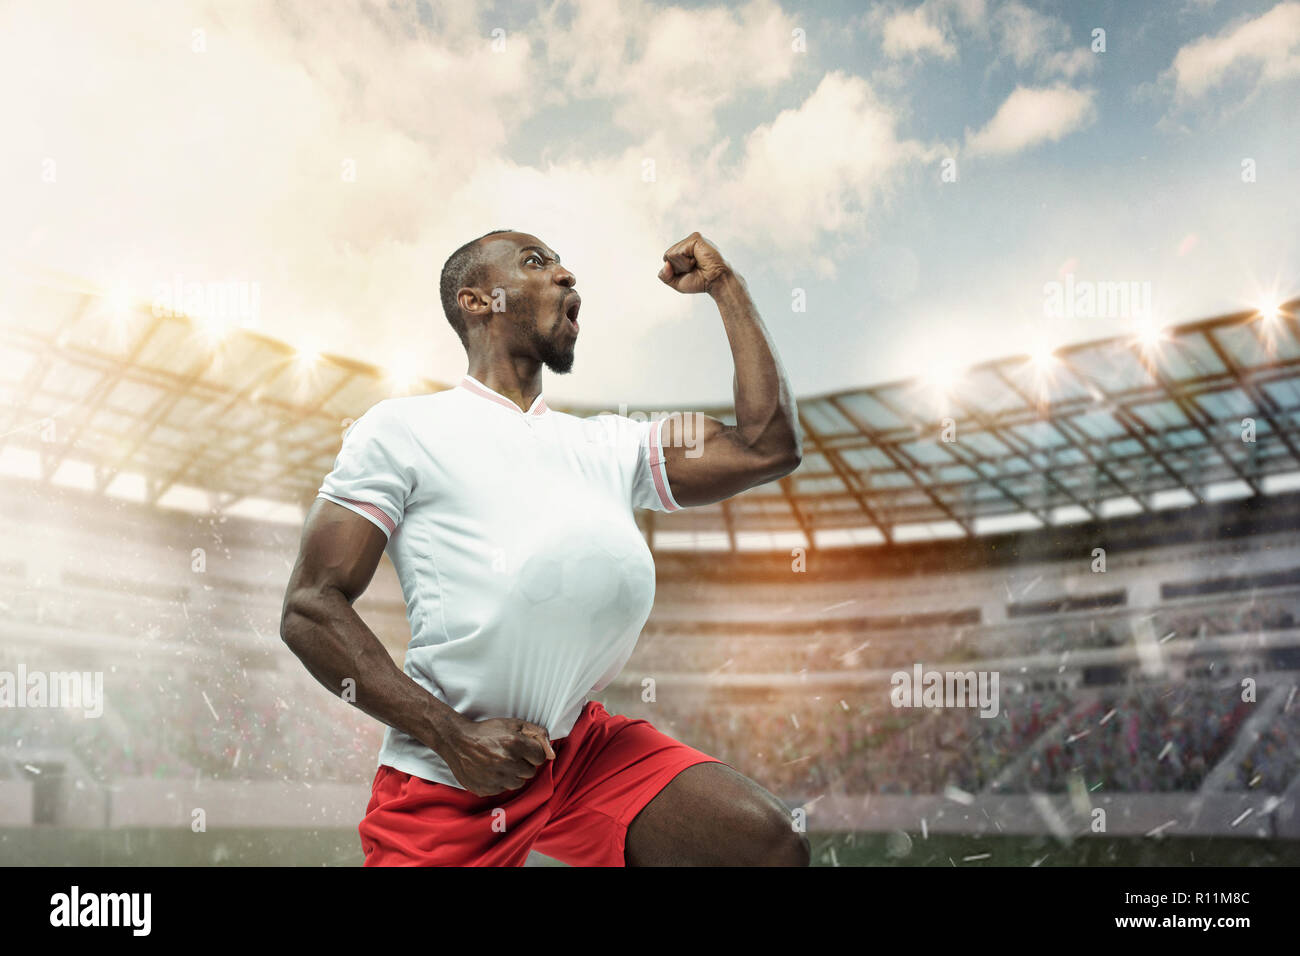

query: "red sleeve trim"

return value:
[336, 496, 397, 534]
[648, 419, 681, 512]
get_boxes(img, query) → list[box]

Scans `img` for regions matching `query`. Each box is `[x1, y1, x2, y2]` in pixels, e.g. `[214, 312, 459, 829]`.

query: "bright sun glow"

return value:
[1257, 297, 1283, 323]
[193, 311, 236, 347]
[920, 358, 963, 394]
[1133, 315, 1168, 351]
[292, 338, 323, 371]
[1029, 341, 1058, 369]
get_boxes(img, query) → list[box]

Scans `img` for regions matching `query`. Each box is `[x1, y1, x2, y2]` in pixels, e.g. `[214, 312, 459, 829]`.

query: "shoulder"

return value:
[375, 389, 462, 419]
[350, 390, 459, 436]
[558, 411, 653, 451]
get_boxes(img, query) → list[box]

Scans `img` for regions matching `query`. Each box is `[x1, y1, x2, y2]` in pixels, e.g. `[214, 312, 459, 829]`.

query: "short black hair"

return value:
[439, 229, 513, 347]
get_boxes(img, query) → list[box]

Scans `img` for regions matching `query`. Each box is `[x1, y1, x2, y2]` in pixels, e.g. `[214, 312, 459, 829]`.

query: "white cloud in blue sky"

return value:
[1, 0, 1296, 407]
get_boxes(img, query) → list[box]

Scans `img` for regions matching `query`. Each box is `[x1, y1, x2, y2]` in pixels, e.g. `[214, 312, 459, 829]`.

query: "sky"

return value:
[1, 0, 1298, 408]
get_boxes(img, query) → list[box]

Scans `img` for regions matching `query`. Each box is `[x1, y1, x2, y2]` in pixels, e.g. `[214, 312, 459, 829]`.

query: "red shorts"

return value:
[358, 700, 725, 866]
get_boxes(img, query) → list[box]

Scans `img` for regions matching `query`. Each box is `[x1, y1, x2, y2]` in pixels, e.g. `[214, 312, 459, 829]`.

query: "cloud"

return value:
[710, 72, 935, 262]
[992, 1, 1097, 79]
[1041, 48, 1098, 80]
[964, 84, 1096, 157]
[944, 0, 990, 30]
[0, 0, 813, 396]
[0, 0, 563, 376]
[7, 0, 1286, 413]
[1167, 0, 1300, 103]
[993, 1, 1065, 68]
[870, 0, 992, 62]
[879, 6, 957, 61]
[870, 0, 1094, 82]
[540, 0, 798, 144]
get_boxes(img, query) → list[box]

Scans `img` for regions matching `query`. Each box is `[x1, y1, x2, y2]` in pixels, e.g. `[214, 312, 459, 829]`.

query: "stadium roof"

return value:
[2, 270, 1298, 552]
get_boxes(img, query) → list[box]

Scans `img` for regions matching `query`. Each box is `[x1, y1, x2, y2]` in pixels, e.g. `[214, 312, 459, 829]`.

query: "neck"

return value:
[465, 354, 544, 412]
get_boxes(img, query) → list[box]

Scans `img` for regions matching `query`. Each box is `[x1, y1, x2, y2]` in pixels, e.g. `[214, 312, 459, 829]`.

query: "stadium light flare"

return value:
[288, 341, 325, 396]
[1028, 341, 1058, 370]
[1132, 314, 1169, 353]
[1250, 292, 1292, 357]
[1023, 340, 1060, 408]
[920, 358, 963, 394]
[193, 309, 237, 347]
[292, 340, 323, 371]
[1256, 297, 1283, 324]
[98, 280, 140, 351]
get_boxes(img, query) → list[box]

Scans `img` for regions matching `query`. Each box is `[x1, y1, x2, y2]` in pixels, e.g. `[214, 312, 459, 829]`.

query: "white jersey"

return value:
[317, 374, 681, 788]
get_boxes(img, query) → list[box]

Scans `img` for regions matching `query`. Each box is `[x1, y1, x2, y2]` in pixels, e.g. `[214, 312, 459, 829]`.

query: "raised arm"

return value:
[280, 498, 554, 795]
[655, 232, 802, 506]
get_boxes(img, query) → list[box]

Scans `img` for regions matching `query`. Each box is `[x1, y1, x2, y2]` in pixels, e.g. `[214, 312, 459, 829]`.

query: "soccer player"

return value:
[280, 230, 806, 866]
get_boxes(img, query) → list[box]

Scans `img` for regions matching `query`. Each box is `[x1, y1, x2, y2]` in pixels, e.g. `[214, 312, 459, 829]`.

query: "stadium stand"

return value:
[1, 280, 1298, 844]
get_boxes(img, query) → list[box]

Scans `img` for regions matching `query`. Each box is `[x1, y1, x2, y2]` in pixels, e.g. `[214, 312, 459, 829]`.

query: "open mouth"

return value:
[564, 296, 581, 332]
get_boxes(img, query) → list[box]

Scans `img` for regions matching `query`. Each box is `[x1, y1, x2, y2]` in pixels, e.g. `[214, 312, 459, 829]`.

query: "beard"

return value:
[527, 318, 575, 374]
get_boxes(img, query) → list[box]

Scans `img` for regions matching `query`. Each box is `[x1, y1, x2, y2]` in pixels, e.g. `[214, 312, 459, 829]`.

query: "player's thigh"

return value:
[624, 762, 809, 866]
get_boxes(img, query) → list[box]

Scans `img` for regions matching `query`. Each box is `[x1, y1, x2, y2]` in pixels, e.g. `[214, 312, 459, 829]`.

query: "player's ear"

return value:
[457, 285, 492, 317]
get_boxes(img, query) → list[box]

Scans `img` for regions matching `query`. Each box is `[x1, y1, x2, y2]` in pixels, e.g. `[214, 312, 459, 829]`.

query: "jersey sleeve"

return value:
[587, 413, 681, 513]
[317, 401, 415, 537]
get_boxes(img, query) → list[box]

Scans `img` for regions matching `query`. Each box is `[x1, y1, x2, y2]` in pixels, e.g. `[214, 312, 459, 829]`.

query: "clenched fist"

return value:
[441, 716, 556, 797]
[658, 232, 733, 295]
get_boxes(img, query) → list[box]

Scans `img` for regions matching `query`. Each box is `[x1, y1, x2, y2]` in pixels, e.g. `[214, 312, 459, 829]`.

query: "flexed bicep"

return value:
[658, 412, 794, 507]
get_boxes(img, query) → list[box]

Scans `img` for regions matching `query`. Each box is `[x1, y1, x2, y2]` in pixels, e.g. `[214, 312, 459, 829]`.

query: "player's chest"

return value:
[417, 419, 624, 516]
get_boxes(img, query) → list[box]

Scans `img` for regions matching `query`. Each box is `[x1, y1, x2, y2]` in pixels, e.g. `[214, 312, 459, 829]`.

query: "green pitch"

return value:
[2, 828, 1298, 866]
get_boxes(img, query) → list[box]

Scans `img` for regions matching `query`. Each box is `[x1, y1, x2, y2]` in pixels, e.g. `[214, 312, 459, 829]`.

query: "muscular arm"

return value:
[279, 498, 554, 795]
[657, 234, 803, 507]
[279, 498, 466, 755]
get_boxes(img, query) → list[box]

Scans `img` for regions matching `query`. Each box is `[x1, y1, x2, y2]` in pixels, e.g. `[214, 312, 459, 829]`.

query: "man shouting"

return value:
[280, 230, 806, 866]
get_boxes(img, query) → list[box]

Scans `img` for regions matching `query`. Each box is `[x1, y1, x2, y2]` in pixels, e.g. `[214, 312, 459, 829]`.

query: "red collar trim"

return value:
[459, 375, 548, 415]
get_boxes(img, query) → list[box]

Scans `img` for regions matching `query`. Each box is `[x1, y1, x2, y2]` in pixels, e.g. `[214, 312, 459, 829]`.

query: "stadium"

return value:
[2, 272, 1297, 866]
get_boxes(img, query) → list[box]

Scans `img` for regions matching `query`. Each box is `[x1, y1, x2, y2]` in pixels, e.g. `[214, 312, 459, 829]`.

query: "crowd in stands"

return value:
[973, 619, 1127, 659]
[1007, 683, 1251, 793]
[105, 666, 381, 783]
[4, 584, 1298, 797]
[631, 681, 1263, 798]
[1155, 599, 1298, 642]
[636, 689, 1073, 798]
[0, 642, 381, 784]
[0, 586, 283, 651]
[629, 629, 964, 674]
[1229, 687, 1300, 793]
[634, 594, 1300, 681]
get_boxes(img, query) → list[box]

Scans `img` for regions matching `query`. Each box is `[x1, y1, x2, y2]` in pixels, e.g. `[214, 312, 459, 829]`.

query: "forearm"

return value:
[708, 273, 801, 462]
[281, 589, 464, 755]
